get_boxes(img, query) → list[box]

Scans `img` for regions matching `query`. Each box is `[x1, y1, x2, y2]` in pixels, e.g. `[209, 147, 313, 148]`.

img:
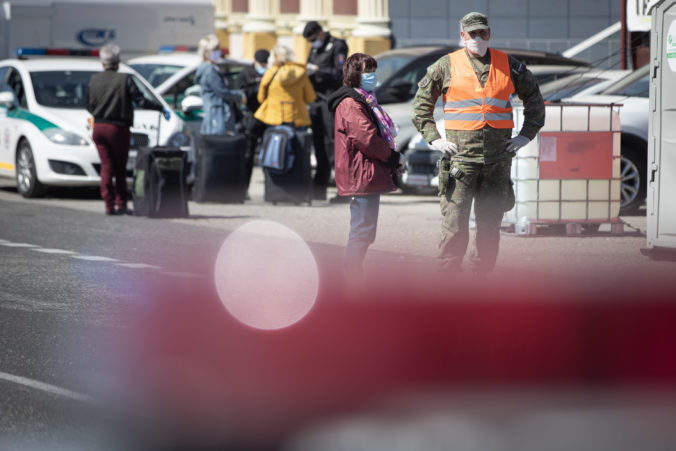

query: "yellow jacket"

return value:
[255, 62, 316, 127]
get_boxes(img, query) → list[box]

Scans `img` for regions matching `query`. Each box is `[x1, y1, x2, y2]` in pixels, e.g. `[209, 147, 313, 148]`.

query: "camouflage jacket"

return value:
[411, 48, 545, 164]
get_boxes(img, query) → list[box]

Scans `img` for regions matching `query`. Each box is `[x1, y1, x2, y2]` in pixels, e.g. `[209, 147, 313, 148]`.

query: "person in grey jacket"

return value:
[195, 35, 245, 135]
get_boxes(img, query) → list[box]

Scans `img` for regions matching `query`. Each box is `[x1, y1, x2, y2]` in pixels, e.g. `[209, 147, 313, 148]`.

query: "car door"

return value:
[0, 65, 20, 176]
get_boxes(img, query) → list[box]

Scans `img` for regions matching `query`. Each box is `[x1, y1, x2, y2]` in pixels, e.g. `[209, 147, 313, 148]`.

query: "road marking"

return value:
[1, 237, 202, 278]
[0, 370, 97, 405]
[31, 248, 77, 254]
[71, 255, 119, 262]
[0, 242, 37, 247]
[115, 263, 162, 270]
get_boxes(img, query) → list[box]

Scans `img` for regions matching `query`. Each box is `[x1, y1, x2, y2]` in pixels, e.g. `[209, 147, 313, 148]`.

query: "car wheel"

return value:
[16, 140, 46, 198]
[619, 145, 645, 214]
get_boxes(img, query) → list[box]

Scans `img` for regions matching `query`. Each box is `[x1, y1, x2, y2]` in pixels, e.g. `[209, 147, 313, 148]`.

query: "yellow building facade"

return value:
[212, 0, 392, 61]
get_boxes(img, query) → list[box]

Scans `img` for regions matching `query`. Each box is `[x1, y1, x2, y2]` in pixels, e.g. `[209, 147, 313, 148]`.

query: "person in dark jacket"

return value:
[235, 48, 270, 190]
[87, 44, 169, 215]
[235, 48, 269, 114]
[303, 20, 348, 200]
[328, 53, 405, 280]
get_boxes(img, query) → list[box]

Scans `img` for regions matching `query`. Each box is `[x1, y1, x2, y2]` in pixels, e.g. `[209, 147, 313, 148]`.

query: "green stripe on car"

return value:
[7, 108, 58, 131]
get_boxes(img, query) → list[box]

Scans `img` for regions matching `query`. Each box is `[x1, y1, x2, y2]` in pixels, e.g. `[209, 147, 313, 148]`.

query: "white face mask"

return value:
[465, 35, 489, 57]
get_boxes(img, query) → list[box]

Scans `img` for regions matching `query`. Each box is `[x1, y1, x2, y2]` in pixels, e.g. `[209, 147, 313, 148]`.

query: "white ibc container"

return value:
[505, 103, 622, 227]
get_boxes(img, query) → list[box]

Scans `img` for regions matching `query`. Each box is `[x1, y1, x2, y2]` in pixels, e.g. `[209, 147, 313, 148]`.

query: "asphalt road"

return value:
[1, 171, 676, 450]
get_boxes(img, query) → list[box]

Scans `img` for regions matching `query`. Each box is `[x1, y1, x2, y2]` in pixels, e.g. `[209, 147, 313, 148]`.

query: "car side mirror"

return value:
[181, 95, 203, 115]
[384, 78, 414, 102]
[0, 91, 17, 110]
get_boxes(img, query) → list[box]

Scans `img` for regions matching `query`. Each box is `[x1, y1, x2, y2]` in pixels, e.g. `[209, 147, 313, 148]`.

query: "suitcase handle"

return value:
[156, 111, 162, 147]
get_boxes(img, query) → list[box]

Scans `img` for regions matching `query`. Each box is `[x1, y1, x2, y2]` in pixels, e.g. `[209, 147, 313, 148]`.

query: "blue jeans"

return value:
[344, 194, 381, 274]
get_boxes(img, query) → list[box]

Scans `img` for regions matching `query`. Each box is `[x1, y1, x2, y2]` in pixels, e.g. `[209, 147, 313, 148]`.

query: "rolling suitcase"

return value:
[192, 133, 248, 203]
[132, 146, 190, 218]
[260, 102, 313, 205]
[132, 113, 189, 218]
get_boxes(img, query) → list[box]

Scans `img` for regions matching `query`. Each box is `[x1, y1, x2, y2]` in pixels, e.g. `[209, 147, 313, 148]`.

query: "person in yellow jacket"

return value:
[255, 44, 316, 128]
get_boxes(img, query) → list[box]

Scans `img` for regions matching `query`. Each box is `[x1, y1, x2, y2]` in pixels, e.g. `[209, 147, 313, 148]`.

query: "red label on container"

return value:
[538, 131, 614, 179]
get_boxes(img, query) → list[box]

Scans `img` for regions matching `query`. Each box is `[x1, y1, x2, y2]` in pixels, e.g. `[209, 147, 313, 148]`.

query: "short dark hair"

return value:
[302, 21, 322, 39]
[342, 53, 377, 88]
[254, 49, 269, 64]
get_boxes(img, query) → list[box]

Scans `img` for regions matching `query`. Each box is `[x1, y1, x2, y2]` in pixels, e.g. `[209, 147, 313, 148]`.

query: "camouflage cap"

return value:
[461, 12, 489, 32]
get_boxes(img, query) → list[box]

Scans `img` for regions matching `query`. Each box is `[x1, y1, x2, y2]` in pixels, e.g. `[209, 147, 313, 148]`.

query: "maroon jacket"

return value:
[328, 87, 399, 196]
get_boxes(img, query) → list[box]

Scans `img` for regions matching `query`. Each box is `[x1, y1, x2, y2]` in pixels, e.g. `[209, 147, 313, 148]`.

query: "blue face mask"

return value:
[360, 72, 377, 92]
[311, 39, 324, 49]
[209, 49, 222, 62]
[255, 65, 267, 75]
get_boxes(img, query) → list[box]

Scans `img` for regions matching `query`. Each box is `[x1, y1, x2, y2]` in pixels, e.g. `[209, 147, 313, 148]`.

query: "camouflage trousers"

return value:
[438, 157, 513, 274]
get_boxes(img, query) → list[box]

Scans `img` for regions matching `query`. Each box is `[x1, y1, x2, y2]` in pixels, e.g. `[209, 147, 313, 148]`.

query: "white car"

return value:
[0, 51, 191, 197]
[128, 50, 251, 112]
[537, 69, 630, 103]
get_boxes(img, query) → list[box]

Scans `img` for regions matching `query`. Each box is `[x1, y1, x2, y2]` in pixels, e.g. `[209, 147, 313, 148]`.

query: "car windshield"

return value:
[600, 65, 650, 97]
[30, 70, 161, 108]
[539, 76, 607, 101]
[375, 54, 417, 86]
[129, 63, 184, 87]
[30, 70, 97, 108]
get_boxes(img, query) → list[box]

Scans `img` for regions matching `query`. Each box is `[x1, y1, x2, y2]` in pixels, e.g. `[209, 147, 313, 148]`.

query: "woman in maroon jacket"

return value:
[328, 53, 405, 279]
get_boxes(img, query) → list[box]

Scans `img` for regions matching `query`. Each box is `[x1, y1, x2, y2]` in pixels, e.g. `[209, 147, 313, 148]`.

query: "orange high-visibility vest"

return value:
[443, 48, 514, 130]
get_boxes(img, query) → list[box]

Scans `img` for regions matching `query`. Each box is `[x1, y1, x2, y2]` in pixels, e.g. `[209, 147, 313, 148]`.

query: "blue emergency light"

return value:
[14, 48, 100, 58]
[158, 45, 198, 53]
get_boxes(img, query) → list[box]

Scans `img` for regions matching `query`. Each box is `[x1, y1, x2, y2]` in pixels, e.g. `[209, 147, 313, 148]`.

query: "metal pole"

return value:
[620, 0, 627, 69]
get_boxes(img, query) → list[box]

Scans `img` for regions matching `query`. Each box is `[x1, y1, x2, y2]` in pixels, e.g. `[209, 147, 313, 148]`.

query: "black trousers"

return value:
[244, 115, 268, 189]
[309, 100, 334, 190]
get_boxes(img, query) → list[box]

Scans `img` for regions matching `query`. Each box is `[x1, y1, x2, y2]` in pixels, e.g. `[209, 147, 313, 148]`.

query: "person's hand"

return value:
[431, 138, 458, 155]
[162, 107, 171, 121]
[306, 63, 318, 75]
[506, 135, 530, 153]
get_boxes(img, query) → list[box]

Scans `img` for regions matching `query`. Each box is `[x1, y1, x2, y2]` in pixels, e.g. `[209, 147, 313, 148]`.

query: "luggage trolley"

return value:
[505, 102, 624, 236]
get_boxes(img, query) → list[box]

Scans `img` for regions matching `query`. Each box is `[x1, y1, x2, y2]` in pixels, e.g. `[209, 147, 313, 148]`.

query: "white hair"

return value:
[268, 44, 295, 66]
[99, 44, 120, 68]
[199, 34, 221, 61]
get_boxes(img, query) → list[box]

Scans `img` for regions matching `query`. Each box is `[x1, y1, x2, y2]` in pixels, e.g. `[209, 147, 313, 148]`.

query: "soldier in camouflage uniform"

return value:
[411, 12, 545, 276]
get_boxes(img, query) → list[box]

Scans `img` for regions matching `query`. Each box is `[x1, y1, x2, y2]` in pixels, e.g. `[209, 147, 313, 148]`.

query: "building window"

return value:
[232, 0, 248, 13]
[280, 0, 299, 14]
[334, 0, 357, 15]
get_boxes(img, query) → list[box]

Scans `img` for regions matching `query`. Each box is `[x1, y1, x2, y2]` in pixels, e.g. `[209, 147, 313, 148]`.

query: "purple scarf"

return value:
[355, 87, 398, 149]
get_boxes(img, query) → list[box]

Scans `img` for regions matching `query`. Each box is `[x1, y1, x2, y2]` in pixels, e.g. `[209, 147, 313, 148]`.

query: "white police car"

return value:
[0, 48, 192, 197]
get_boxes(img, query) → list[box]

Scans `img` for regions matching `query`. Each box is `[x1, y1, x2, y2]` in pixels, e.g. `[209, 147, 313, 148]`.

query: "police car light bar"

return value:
[158, 45, 198, 53]
[15, 48, 100, 58]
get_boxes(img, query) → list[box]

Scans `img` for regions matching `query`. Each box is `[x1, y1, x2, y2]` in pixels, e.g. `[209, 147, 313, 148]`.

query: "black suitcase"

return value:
[261, 126, 313, 205]
[192, 134, 247, 203]
[132, 146, 190, 218]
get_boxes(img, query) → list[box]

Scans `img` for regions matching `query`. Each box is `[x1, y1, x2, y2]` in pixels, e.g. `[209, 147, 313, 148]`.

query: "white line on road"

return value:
[115, 263, 163, 270]
[0, 370, 97, 404]
[71, 255, 119, 262]
[0, 237, 200, 276]
[31, 248, 77, 254]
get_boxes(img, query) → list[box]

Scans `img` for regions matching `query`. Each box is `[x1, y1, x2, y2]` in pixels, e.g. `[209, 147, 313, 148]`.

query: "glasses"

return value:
[306, 34, 319, 43]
